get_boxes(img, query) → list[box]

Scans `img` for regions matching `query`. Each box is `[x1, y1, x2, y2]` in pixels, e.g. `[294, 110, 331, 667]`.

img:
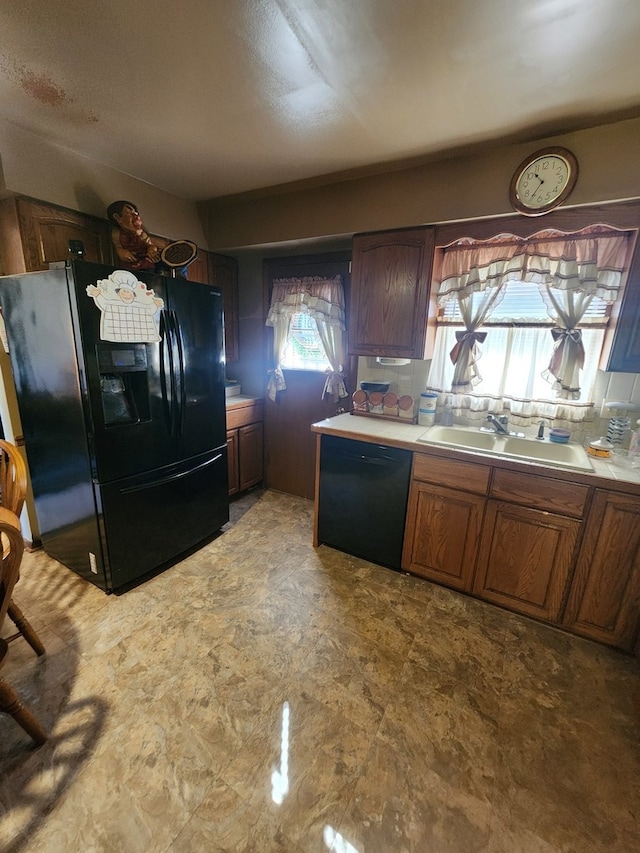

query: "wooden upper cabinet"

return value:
[601, 238, 640, 373]
[348, 226, 436, 358]
[15, 197, 112, 271]
[210, 252, 239, 364]
[187, 248, 239, 363]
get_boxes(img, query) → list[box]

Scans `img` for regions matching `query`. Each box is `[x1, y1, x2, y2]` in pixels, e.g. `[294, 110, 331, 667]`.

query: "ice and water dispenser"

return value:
[97, 343, 151, 427]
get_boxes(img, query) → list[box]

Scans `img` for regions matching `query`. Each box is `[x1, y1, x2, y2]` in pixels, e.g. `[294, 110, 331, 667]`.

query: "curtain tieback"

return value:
[550, 327, 585, 370]
[450, 330, 487, 365]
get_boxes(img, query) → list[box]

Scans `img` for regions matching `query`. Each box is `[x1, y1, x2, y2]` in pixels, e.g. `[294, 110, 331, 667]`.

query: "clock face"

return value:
[510, 147, 578, 215]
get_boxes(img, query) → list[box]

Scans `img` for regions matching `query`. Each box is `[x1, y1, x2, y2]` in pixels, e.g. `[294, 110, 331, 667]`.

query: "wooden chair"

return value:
[0, 506, 47, 744]
[0, 439, 45, 656]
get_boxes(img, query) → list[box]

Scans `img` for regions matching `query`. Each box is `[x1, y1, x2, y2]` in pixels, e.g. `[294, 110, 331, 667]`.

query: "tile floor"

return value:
[1, 488, 639, 853]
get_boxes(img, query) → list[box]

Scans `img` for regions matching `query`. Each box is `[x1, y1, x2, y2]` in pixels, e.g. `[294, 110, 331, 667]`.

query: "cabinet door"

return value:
[210, 252, 239, 363]
[238, 421, 264, 491]
[603, 241, 640, 372]
[185, 251, 210, 286]
[348, 227, 435, 358]
[227, 429, 239, 495]
[402, 481, 485, 591]
[474, 500, 580, 623]
[564, 490, 640, 650]
[187, 249, 239, 364]
[17, 197, 112, 270]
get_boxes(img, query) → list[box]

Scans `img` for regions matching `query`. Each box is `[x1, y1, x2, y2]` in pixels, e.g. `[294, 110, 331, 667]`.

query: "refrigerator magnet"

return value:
[86, 270, 164, 343]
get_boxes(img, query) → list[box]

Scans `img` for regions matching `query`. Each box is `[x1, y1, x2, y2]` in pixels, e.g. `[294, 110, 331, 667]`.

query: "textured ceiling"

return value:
[1, 0, 639, 201]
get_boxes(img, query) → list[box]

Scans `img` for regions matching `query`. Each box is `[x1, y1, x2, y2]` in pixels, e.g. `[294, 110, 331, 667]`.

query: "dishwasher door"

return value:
[317, 434, 412, 570]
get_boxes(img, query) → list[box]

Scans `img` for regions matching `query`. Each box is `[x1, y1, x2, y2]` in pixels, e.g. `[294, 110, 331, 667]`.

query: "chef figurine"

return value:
[107, 200, 167, 272]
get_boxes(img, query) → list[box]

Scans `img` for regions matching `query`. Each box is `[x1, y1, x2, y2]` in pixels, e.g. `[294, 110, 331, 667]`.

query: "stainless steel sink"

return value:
[417, 425, 593, 472]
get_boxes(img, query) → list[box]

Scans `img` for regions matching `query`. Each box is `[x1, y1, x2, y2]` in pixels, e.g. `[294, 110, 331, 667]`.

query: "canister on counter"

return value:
[418, 390, 438, 426]
[383, 392, 398, 417]
[398, 395, 416, 420]
[368, 391, 384, 413]
[352, 389, 368, 412]
[587, 437, 613, 458]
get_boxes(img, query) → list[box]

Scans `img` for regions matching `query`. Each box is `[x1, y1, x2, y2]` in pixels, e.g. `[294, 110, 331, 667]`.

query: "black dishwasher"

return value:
[317, 434, 412, 570]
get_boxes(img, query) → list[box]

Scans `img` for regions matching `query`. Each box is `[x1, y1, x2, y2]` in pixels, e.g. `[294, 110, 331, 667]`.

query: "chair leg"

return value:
[0, 676, 47, 745]
[7, 600, 46, 656]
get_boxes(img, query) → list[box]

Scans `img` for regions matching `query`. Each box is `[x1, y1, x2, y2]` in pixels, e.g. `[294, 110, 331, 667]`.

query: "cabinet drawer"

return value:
[412, 452, 490, 495]
[226, 400, 264, 430]
[490, 469, 588, 518]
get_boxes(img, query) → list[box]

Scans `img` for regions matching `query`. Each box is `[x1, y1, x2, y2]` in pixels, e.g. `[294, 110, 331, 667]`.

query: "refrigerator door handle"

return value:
[159, 310, 173, 433]
[118, 452, 224, 494]
[171, 309, 187, 438]
[163, 309, 180, 437]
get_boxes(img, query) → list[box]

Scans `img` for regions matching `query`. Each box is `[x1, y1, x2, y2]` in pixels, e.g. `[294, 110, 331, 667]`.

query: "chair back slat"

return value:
[0, 440, 27, 517]
[0, 507, 25, 629]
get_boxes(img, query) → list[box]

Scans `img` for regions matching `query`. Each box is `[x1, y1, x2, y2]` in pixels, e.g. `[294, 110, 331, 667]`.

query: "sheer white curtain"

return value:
[437, 238, 525, 391]
[265, 275, 347, 402]
[525, 232, 633, 399]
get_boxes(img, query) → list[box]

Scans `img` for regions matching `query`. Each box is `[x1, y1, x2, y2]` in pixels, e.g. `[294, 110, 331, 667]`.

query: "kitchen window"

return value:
[427, 226, 633, 425]
[279, 312, 331, 371]
[265, 275, 348, 402]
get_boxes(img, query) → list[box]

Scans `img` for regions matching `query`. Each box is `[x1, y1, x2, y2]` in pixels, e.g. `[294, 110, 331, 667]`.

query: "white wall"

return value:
[0, 119, 208, 245]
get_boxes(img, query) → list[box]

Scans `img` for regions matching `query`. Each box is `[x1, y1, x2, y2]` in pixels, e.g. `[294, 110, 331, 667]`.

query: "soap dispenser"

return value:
[441, 401, 453, 426]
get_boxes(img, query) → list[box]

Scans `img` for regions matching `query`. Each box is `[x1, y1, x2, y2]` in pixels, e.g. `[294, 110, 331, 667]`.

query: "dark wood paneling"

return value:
[263, 253, 353, 499]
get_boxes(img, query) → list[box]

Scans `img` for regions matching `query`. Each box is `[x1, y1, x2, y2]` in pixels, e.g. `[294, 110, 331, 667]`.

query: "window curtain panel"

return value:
[265, 275, 347, 402]
[434, 227, 633, 401]
[437, 238, 524, 391]
[523, 230, 632, 399]
[429, 325, 605, 426]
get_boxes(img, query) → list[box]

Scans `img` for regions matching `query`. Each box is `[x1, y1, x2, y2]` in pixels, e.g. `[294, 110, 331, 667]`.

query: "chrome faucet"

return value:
[486, 413, 510, 434]
[537, 419, 546, 440]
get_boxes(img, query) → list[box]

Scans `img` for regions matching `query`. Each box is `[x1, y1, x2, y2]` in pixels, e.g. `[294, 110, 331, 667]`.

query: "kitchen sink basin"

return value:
[417, 425, 497, 451]
[418, 425, 594, 472]
[500, 436, 593, 471]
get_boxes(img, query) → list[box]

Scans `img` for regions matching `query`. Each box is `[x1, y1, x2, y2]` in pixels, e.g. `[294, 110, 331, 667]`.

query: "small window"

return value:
[280, 312, 330, 371]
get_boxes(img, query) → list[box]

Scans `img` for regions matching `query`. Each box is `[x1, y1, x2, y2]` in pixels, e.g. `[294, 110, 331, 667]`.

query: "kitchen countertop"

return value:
[311, 412, 640, 494]
[225, 394, 263, 409]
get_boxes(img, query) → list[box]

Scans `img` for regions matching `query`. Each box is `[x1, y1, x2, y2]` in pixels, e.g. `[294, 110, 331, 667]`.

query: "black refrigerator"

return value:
[0, 259, 229, 592]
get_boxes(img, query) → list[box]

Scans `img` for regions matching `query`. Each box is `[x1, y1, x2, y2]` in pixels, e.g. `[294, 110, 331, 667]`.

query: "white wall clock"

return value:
[509, 147, 579, 216]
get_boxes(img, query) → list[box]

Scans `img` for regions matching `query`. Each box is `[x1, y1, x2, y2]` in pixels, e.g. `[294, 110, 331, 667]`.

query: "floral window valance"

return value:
[266, 276, 346, 327]
[437, 225, 633, 306]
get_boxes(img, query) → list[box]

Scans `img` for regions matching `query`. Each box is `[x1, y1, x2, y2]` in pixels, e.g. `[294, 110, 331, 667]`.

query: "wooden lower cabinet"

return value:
[402, 482, 485, 591]
[226, 429, 239, 495]
[473, 501, 580, 623]
[226, 398, 264, 496]
[397, 445, 640, 649]
[563, 490, 640, 651]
